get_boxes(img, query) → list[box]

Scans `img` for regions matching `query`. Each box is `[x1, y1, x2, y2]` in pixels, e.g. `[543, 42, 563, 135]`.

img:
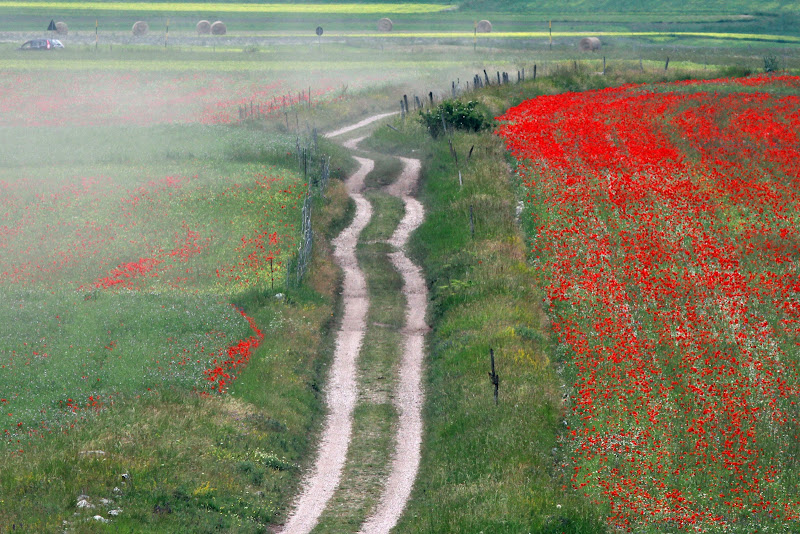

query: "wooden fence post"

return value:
[469, 205, 475, 237]
[489, 348, 499, 405]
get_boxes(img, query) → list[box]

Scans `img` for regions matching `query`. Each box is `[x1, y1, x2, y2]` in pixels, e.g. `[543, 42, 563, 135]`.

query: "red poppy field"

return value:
[498, 74, 800, 530]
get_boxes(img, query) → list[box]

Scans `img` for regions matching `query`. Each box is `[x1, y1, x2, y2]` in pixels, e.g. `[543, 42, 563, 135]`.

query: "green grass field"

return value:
[0, 1, 453, 13]
[0, 39, 357, 528]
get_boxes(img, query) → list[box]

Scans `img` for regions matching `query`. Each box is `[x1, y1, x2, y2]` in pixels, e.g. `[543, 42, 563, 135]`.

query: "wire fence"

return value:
[286, 128, 331, 288]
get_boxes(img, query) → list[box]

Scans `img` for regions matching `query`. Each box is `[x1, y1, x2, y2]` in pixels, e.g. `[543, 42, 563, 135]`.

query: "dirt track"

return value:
[282, 118, 426, 533]
[359, 156, 426, 534]
[324, 112, 400, 140]
[281, 147, 373, 534]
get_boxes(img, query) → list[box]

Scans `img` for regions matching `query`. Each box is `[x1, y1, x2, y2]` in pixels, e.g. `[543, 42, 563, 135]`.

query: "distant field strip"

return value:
[0, 58, 518, 71]
[0, 1, 451, 13]
[329, 31, 800, 42]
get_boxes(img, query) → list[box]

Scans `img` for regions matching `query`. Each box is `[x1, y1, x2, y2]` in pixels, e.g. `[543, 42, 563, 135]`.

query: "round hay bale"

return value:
[132, 21, 149, 36]
[377, 17, 393, 32]
[210, 21, 227, 35]
[55, 21, 68, 35]
[196, 20, 211, 35]
[476, 19, 492, 33]
[579, 37, 602, 52]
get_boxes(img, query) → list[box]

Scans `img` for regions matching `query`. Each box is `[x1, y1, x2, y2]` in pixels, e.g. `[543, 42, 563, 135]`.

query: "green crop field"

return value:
[0, 1, 454, 13]
[2, 0, 800, 37]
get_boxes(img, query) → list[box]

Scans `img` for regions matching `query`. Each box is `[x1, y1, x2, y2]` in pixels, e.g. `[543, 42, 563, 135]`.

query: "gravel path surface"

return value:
[281, 146, 373, 534]
[360, 155, 426, 534]
[324, 112, 400, 140]
[283, 115, 426, 534]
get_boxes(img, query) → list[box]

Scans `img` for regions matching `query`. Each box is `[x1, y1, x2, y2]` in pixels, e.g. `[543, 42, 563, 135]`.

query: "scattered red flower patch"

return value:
[497, 74, 800, 530]
[94, 257, 163, 289]
[204, 308, 265, 393]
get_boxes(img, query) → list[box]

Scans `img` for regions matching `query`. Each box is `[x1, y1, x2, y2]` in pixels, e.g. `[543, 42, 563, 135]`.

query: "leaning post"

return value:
[489, 348, 499, 405]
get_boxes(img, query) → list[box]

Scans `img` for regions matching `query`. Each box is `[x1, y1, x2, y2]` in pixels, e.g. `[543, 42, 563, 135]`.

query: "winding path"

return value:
[324, 112, 399, 139]
[281, 144, 374, 534]
[282, 116, 426, 534]
[360, 156, 427, 534]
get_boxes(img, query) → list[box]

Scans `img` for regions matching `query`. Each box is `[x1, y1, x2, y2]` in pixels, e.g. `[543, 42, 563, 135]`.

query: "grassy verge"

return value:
[0, 239, 345, 533]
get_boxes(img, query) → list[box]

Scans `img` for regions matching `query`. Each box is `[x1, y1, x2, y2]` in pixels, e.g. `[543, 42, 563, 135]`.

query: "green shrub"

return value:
[419, 99, 491, 138]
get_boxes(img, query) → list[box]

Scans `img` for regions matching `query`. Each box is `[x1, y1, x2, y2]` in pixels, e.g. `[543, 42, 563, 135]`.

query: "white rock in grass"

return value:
[92, 515, 109, 523]
[109, 509, 123, 516]
[76, 498, 94, 509]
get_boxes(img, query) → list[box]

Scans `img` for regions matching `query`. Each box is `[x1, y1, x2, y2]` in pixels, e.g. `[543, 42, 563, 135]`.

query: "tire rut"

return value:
[281, 147, 374, 534]
[359, 156, 427, 534]
[282, 116, 426, 534]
